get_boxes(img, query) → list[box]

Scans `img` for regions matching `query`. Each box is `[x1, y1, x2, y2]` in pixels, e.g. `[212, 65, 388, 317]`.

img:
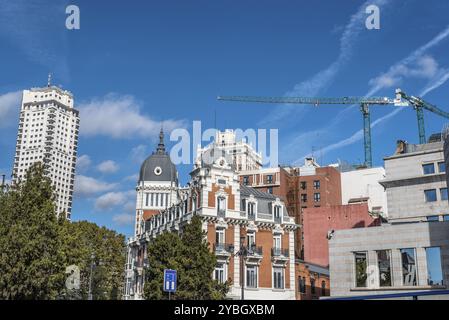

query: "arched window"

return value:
[321, 280, 326, 296]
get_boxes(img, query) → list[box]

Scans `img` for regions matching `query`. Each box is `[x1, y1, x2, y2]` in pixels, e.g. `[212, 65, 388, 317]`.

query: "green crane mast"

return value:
[395, 88, 449, 144]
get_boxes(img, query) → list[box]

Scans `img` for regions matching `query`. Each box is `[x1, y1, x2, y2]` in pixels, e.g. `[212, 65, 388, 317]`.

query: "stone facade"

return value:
[329, 222, 449, 297]
[328, 139, 449, 298]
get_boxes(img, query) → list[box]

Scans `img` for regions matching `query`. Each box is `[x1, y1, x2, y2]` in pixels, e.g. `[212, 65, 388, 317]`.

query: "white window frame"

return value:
[216, 228, 225, 245]
[214, 263, 227, 284]
[246, 265, 258, 288]
[272, 267, 285, 289]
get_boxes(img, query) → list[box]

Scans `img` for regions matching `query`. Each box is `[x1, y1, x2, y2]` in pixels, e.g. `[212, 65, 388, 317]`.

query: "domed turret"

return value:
[138, 128, 178, 184]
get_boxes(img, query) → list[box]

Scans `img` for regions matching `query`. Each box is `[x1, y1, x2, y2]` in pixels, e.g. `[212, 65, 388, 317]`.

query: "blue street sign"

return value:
[163, 269, 177, 293]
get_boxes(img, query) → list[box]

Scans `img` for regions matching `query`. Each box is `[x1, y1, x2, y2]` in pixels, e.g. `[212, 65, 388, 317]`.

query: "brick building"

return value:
[295, 260, 330, 300]
[239, 167, 300, 253]
[303, 203, 380, 267]
[239, 158, 343, 259]
[296, 158, 342, 258]
[125, 142, 298, 300]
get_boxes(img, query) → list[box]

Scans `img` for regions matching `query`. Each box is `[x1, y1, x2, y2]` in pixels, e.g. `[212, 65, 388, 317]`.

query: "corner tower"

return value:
[134, 129, 179, 236]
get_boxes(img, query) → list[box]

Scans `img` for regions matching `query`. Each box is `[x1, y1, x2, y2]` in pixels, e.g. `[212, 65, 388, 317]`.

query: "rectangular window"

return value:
[214, 263, 225, 284]
[422, 163, 435, 175]
[246, 266, 258, 288]
[243, 176, 249, 186]
[424, 189, 437, 202]
[444, 215, 449, 221]
[247, 202, 255, 215]
[354, 252, 368, 288]
[438, 162, 445, 173]
[241, 198, 246, 211]
[300, 277, 306, 293]
[266, 175, 273, 184]
[150, 193, 154, 206]
[273, 268, 284, 289]
[314, 193, 321, 202]
[440, 188, 448, 201]
[313, 180, 320, 190]
[273, 235, 281, 250]
[401, 248, 417, 286]
[300, 181, 307, 190]
[247, 233, 256, 250]
[267, 187, 273, 194]
[145, 193, 149, 206]
[427, 215, 439, 222]
[301, 194, 307, 203]
[377, 250, 392, 287]
[310, 278, 316, 294]
[216, 228, 225, 245]
[425, 247, 443, 286]
[217, 197, 226, 212]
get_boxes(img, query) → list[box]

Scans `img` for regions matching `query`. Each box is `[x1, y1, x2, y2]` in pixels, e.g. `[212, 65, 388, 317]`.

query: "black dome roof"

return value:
[138, 129, 178, 183]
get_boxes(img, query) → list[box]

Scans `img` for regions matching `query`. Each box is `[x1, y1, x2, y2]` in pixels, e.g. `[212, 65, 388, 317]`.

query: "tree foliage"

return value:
[0, 163, 64, 299]
[144, 216, 229, 300]
[0, 163, 126, 300]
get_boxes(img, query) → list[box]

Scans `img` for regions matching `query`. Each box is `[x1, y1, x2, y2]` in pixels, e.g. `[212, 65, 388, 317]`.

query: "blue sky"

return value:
[1, 0, 449, 237]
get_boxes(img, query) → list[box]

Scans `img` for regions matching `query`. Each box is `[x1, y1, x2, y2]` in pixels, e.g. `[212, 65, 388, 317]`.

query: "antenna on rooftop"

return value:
[47, 73, 52, 87]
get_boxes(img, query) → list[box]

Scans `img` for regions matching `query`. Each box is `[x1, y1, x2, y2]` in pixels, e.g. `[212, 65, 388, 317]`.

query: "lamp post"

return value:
[88, 253, 95, 300]
[238, 235, 247, 300]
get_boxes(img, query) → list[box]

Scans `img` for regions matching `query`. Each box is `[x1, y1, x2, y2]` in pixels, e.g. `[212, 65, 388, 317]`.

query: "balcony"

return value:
[271, 248, 289, 258]
[271, 247, 289, 264]
[246, 245, 263, 256]
[214, 243, 234, 256]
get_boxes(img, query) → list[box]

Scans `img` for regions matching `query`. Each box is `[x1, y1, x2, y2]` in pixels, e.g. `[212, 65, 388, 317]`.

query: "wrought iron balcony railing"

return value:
[271, 247, 289, 258]
[246, 245, 263, 256]
[214, 243, 234, 254]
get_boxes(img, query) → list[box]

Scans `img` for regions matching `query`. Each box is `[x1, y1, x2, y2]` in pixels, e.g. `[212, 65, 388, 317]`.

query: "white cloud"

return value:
[95, 190, 134, 211]
[123, 201, 136, 213]
[369, 55, 439, 89]
[76, 155, 91, 173]
[123, 174, 139, 183]
[131, 144, 148, 164]
[97, 160, 119, 174]
[74, 175, 117, 197]
[112, 213, 135, 226]
[0, 91, 21, 128]
[78, 93, 187, 139]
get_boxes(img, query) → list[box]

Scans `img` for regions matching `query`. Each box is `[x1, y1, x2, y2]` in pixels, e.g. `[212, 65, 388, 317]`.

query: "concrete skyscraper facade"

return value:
[12, 82, 80, 219]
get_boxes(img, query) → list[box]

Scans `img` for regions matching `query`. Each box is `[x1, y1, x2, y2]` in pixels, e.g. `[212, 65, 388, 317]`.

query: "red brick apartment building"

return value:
[303, 203, 381, 267]
[238, 159, 343, 259]
[296, 260, 330, 300]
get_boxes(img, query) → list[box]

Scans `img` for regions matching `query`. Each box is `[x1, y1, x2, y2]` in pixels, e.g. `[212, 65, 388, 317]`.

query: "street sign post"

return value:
[163, 269, 177, 300]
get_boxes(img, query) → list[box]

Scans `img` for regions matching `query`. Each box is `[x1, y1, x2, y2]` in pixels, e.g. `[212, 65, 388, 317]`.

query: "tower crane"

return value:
[217, 95, 406, 168]
[395, 88, 449, 144]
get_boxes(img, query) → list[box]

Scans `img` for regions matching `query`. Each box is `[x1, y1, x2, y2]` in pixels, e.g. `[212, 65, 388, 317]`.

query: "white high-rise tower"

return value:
[12, 79, 80, 220]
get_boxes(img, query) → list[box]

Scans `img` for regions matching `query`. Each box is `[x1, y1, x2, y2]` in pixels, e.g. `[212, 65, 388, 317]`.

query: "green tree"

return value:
[0, 163, 64, 299]
[144, 216, 229, 300]
[0, 163, 126, 300]
[58, 220, 126, 300]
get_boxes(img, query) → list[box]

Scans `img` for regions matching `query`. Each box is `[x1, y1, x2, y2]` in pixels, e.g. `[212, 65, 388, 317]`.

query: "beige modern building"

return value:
[328, 139, 449, 298]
